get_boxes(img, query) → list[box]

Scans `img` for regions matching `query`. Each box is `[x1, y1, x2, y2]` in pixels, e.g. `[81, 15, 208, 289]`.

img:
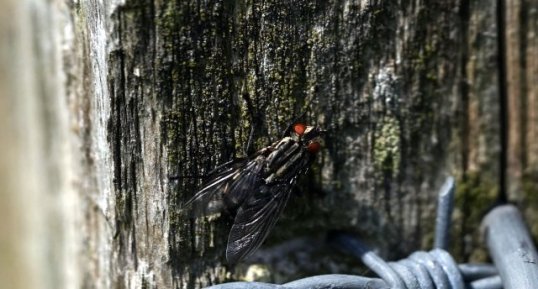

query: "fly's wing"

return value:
[182, 159, 246, 217]
[183, 157, 265, 217]
[226, 182, 293, 263]
[221, 158, 265, 209]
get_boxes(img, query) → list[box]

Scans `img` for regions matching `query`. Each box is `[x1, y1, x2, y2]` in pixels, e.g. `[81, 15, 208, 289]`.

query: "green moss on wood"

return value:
[373, 117, 401, 175]
[521, 171, 538, 238]
[454, 173, 498, 261]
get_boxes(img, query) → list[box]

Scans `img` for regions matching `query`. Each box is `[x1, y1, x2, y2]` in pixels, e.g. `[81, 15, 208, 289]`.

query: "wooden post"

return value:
[1, 0, 536, 288]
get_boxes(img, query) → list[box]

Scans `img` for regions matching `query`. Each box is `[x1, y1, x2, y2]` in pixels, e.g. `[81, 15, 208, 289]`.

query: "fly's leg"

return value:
[242, 92, 262, 156]
[168, 158, 246, 181]
[168, 174, 206, 181]
[245, 123, 256, 156]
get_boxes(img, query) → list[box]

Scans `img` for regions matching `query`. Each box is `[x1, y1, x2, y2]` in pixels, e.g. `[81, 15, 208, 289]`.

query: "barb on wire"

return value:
[482, 205, 538, 289]
[434, 177, 455, 250]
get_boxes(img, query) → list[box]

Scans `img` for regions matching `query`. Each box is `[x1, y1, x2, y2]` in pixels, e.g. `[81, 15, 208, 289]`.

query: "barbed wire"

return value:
[204, 177, 538, 289]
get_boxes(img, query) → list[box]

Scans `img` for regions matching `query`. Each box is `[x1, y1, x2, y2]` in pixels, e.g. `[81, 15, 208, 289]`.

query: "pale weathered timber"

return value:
[0, 1, 78, 289]
[504, 0, 538, 236]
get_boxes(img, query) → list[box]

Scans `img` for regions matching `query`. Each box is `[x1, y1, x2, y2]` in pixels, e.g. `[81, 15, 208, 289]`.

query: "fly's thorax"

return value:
[266, 137, 298, 169]
[264, 137, 313, 184]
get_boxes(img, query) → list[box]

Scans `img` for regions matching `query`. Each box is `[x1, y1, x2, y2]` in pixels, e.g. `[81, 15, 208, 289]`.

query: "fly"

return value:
[184, 123, 324, 263]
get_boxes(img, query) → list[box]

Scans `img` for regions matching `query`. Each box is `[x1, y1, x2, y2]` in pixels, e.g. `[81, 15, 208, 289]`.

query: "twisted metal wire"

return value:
[205, 275, 388, 289]
[205, 245, 500, 289]
[330, 233, 500, 289]
[205, 177, 503, 289]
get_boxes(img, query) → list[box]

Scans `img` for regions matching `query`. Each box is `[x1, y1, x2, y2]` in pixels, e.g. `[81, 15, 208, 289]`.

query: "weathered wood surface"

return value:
[504, 0, 538, 237]
[1, 0, 537, 289]
[0, 1, 78, 289]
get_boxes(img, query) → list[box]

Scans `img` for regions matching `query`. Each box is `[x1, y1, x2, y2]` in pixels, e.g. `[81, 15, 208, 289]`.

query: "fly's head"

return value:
[290, 123, 324, 155]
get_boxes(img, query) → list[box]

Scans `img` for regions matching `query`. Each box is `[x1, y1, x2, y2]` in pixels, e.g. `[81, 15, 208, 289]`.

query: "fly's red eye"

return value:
[293, 123, 307, 136]
[307, 141, 321, 154]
